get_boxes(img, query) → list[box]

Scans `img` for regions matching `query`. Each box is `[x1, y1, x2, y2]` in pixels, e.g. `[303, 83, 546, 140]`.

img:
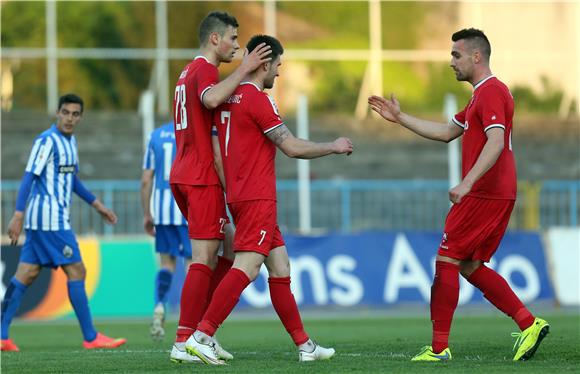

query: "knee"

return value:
[460, 261, 482, 279]
[267, 262, 290, 279]
[15, 265, 41, 285]
[64, 263, 87, 281]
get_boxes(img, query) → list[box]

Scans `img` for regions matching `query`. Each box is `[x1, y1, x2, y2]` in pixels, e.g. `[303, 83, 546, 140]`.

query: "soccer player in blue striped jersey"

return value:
[141, 122, 192, 342]
[2, 94, 126, 352]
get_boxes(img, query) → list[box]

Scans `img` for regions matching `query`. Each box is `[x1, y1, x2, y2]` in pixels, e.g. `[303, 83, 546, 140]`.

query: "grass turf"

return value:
[2, 314, 579, 373]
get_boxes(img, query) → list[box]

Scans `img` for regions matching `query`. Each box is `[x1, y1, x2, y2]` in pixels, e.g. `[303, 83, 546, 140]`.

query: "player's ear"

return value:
[209, 32, 220, 47]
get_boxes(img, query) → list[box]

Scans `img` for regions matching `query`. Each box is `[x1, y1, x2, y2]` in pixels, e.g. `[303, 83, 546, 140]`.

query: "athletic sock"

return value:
[155, 269, 173, 305]
[207, 256, 233, 301]
[468, 265, 535, 330]
[67, 280, 98, 342]
[430, 261, 460, 354]
[176, 263, 213, 340]
[1, 278, 28, 339]
[197, 268, 250, 336]
[269, 277, 309, 345]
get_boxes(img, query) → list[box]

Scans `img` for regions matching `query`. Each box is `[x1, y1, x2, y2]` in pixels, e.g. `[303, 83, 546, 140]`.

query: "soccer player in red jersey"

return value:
[168, 11, 271, 363]
[369, 28, 549, 362]
[184, 35, 353, 365]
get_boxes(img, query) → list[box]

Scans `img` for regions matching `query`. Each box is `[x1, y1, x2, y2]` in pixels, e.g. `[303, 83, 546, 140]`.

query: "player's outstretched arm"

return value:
[140, 169, 155, 236]
[92, 199, 118, 225]
[203, 43, 272, 109]
[267, 125, 353, 159]
[368, 94, 463, 143]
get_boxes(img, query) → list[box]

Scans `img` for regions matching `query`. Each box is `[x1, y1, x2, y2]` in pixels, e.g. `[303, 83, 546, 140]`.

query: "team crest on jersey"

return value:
[179, 67, 189, 79]
[62, 245, 73, 258]
[440, 232, 449, 250]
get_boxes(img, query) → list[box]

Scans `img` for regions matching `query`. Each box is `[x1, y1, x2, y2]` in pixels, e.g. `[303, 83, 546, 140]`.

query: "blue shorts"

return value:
[155, 225, 191, 258]
[20, 229, 81, 269]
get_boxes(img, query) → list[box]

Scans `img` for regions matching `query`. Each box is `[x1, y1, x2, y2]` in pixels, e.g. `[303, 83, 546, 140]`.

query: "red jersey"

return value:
[215, 82, 284, 203]
[452, 76, 517, 200]
[170, 56, 220, 186]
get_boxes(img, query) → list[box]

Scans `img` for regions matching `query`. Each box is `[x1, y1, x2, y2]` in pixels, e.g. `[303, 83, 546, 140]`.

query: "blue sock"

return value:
[1, 278, 28, 339]
[67, 280, 97, 342]
[155, 269, 173, 305]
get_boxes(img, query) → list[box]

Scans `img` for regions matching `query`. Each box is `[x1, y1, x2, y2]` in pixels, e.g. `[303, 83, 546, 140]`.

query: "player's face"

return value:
[264, 56, 281, 89]
[55, 103, 83, 135]
[217, 26, 240, 63]
[450, 39, 474, 82]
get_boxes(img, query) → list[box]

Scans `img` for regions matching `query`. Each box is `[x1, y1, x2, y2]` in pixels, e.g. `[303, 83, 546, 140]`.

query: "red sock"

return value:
[175, 263, 212, 341]
[468, 265, 535, 330]
[430, 261, 460, 354]
[197, 268, 250, 336]
[269, 277, 309, 345]
[207, 256, 233, 301]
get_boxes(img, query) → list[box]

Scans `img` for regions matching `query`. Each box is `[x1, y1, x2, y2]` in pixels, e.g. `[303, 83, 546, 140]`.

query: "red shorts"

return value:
[228, 199, 285, 256]
[170, 183, 227, 240]
[438, 196, 515, 262]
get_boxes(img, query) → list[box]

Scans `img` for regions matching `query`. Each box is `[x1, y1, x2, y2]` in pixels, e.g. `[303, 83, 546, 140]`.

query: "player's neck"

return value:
[199, 47, 220, 67]
[470, 68, 493, 87]
[244, 76, 264, 91]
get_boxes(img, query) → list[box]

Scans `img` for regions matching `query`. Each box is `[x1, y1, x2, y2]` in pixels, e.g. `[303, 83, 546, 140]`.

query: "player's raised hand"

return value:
[240, 43, 272, 73]
[368, 94, 401, 123]
[7, 211, 24, 245]
[143, 214, 155, 236]
[333, 137, 353, 155]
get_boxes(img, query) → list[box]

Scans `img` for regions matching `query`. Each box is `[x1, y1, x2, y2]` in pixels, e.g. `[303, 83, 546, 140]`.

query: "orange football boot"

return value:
[1, 339, 20, 352]
[83, 333, 126, 349]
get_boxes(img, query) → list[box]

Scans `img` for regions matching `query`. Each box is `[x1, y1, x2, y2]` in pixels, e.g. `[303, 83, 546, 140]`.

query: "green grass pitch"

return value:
[2, 313, 578, 373]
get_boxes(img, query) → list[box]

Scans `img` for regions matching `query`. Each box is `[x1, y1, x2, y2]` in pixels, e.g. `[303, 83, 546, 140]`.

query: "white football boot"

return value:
[213, 337, 234, 360]
[185, 331, 226, 365]
[150, 303, 165, 341]
[298, 339, 336, 362]
[169, 342, 201, 363]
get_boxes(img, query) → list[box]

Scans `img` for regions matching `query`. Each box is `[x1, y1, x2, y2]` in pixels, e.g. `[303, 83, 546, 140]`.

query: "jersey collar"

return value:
[194, 56, 211, 64]
[241, 81, 263, 91]
[473, 75, 495, 91]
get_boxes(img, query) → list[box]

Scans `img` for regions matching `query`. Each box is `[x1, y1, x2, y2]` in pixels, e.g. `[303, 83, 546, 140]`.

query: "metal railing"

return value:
[1, 179, 579, 236]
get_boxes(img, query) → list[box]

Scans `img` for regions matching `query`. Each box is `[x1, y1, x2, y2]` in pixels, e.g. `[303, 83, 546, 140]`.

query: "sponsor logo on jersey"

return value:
[225, 93, 243, 104]
[58, 165, 76, 174]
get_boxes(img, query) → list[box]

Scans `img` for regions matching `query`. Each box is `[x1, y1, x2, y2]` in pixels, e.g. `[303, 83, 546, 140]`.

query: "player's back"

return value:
[144, 122, 186, 226]
[215, 82, 284, 203]
[170, 56, 220, 187]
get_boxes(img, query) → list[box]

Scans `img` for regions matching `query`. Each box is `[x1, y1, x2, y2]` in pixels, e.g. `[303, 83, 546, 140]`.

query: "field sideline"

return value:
[2, 314, 578, 373]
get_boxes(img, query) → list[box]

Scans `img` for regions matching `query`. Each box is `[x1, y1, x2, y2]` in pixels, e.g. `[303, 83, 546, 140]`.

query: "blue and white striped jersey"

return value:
[24, 124, 78, 231]
[143, 122, 186, 226]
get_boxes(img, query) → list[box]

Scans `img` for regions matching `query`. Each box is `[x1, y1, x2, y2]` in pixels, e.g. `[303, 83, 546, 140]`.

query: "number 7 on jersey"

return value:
[221, 111, 231, 156]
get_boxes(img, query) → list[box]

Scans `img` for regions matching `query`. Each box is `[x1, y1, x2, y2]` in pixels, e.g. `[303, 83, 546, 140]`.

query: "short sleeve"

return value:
[452, 107, 467, 129]
[197, 63, 219, 103]
[478, 86, 507, 132]
[143, 134, 155, 170]
[252, 94, 284, 134]
[25, 136, 54, 176]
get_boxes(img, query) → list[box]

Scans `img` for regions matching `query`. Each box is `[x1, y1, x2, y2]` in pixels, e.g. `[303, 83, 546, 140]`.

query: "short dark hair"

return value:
[452, 28, 491, 60]
[246, 35, 284, 62]
[198, 11, 239, 46]
[58, 93, 84, 112]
